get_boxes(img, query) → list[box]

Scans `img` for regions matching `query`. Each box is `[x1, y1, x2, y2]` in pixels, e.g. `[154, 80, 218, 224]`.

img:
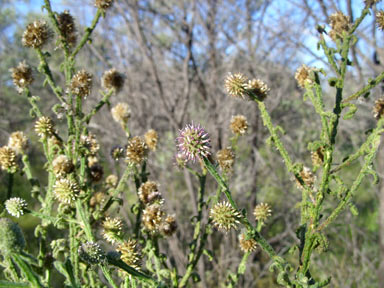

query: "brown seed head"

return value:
[89, 164, 104, 182]
[70, 70, 92, 98]
[239, 233, 258, 253]
[22, 20, 51, 48]
[230, 115, 248, 135]
[329, 11, 350, 41]
[8, 131, 28, 154]
[52, 155, 74, 177]
[95, 0, 114, 10]
[10, 61, 34, 93]
[126, 136, 148, 165]
[295, 65, 314, 88]
[138, 181, 162, 205]
[160, 215, 177, 236]
[224, 73, 248, 99]
[102, 68, 125, 92]
[142, 203, 165, 232]
[253, 203, 272, 223]
[57, 10, 77, 46]
[373, 98, 384, 119]
[216, 148, 235, 173]
[377, 11, 384, 31]
[35, 116, 54, 138]
[0, 146, 18, 173]
[245, 79, 269, 101]
[144, 129, 158, 151]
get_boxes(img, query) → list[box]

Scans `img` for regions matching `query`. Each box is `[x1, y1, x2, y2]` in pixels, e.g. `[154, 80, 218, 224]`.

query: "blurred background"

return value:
[1, 0, 384, 287]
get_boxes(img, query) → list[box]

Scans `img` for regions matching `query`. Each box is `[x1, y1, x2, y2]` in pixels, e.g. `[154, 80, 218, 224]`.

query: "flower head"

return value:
[53, 178, 79, 204]
[225, 73, 248, 99]
[78, 242, 105, 264]
[102, 217, 123, 244]
[95, 0, 114, 10]
[52, 155, 74, 177]
[102, 68, 125, 92]
[70, 70, 92, 98]
[253, 203, 272, 223]
[22, 20, 51, 48]
[245, 79, 269, 101]
[8, 131, 28, 155]
[0, 218, 25, 256]
[111, 103, 131, 124]
[0, 146, 18, 173]
[35, 116, 55, 138]
[144, 129, 158, 151]
[57, 10, 77, 46]
[373, 98, 384, 119]
[125, 136, 148, 165]
[142, 203, 165, 232]
[210, 201, 241, 232]
[295, 65, 314, 88]
[116, 240, 140, 269]
[5, 198, 28, 218]
[329, 11, 350, 41]
[138, 181, 162, 205]
[10, 61, 34, 93]
[176, 123, 211, 162]
[230, 115, 248, 135]
[239, 233, 258, 253]
[216, 148, 235, 173]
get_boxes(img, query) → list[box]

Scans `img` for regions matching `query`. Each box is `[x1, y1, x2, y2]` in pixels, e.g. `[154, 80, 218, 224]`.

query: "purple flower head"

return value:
[176, 122, 211, 162]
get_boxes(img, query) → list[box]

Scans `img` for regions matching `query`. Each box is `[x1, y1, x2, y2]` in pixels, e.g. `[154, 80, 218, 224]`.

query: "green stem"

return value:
[343, 71, 384, 103]
[83, 90, 113, 124]
[7, 173, 14, 199]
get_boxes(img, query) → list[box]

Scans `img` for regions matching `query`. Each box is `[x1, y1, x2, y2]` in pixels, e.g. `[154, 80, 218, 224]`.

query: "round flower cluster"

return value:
[116, 239, 141, 270]
[253, 203, 272, 223]
[125, 136, 148, 165]
[111, 103, 131, 125]
[35, 116, 55, 138]
[10, 61, 34, 93]
[230, 115, 248, 135]
[210, 201, 241, 232]
[53, 178, 80, 204]
[144, 129, 158, 151]
[138, 181, 163, 205]
[225, 73, 269, 101]
[102, 217, 123, 244]
[102, 68, 125, 92]
[0, 146, 18, 173]
[22, 20, 51, 48]
[216, 148, 235, 174]
[52, 155, 74, 177]
[8, 131, 28, 155]
[239, 233, 258, 253]
[5, 197, 28, 218]
[78, 242, 105, 265]
[70, 70, 93, 98]
[295, 64, 314, 89]
[57, 10, 77, 46]
[329, 11, 350, 41]
[80, 133, 100, 156]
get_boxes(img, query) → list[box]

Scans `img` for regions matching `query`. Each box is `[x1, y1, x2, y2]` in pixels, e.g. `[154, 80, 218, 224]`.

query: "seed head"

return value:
[253, 203, 272, 222]
[116, 240, 140, 269]
[95, 0, 114, 10]
[57, 10, 77, 46]
[138, 181, 162, 205]
[52, 155, 74, 177]
[35, 116, 55, 138]
[80, 133, 100, 156]
[126, 136, 148, 165]
[10, 61, 34, 93]
[230, 115, 248, 135]
[225, 73, 248, 99]
[105, 174, 118, 188]
[102, 217, 123, 244]
[216, 148, 235, 173]
[210, 201, 241, 232]
[142, 203, 165, 232]
[377, 11, 384, 31]
[102, 68, 125, 92]
[373, 98, 384, 119]
[0, 146, 18, 173]
[78, 242, 105, 264]
[160, 215, 177, 236]
[144, 129, 158, 151]
[176, 123, 211, 162]
[329, 11, 350, 41]
[89, 164, 104, 182]
[70, 70, 92, 98]
[296, 167, 316, 189]
[111, 146, 125, 160]
[53, 178, 79, 204]
[366, 0, 381, 7]
[239, 233, 258, 253]
[0, 218, 25, 256]
[295, 65, 314, 88]
[245, 79, 269, 101]
[8, 131, 28, 155]
[111, 103, 131, 124]
[5, 198, 28, 218]
[22, 20, 51, 48]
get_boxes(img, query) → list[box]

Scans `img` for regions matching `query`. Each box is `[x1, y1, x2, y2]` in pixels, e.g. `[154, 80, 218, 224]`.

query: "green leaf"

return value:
[12, 254, 43, 288]
[342, 104, 357, 120]
[0, 281, 29, 288]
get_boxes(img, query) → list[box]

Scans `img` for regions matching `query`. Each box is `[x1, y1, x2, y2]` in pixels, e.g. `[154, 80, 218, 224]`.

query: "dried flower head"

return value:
[144, 129, 158, 151]
[111, 103, 131, 124]
[142, 203, 165, 232]
[116, 240, 140, 269]
[295, 65, 314, 88]
[5, 197, 28, 218]
[95, 0, 114, 10]
[311, 147, 324, 167]
[78, 242, 105, 264]
[245, 79, 269, 101]
[253, 203, 272, 222]
[366, 0, 381, 7]
[160, 215, 177, 236]
[216, 148, 235, 173]
[329, 11, 350, 41]
[89, 164, 104, 182]
[176, 123, 211, 162]
[210, 201, 241, 232]
[105, 174, 118, 188]
[225, 73, 248, 99]
[138, 181, 162, 205]
[10, 61, 34, 93]
[239, 233, 258, 253]
[111, 146, 125, 160]
[0, 146, 18, 173]
[22, 20, 51, 48]
[373, 98, 384, 119]
[230, 115, 248, 135]
[57, 10, 77, 46]
[8, 131, 28, 155]
[102, 68, 125, 92]
[70, 70, 92, 98]
[35, 116, 55, 138]
[0, 218, 25, 256]
[53, 178, 79, 204]
[296, 167, 316, 189]
[126, 136, 148, 165]
[52, 155, 74, 177]
[102, 217, 123, 244]
[90, 191, 106, 207]
[80, 133, 100, 156]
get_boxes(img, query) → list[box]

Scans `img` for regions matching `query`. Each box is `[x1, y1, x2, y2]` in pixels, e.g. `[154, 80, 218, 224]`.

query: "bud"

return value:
[78, 242, 105, 264]
[295, 65, 314, 88]
[10, 61, 34, 93]
[52, 155, 74, 177]
[245, 79, 269, 101]
[253, 203, 272, 223]
[216, 148, 235, 173]
[125, 136, 148, 165]
[102, 217, 123, 244]
[230, 115, 248, 135]
[373, 98, 384, 119]
[210, 201, 241, 232]
[57, 10, 77, 46]
[70, 70, 92, 98]
[116, 240, 140, 269]
[224, 73, 248, 99]
[0, 218, 25, 256]
[53, 178, 79, 204]
[5, 198, 28, 218]
[0, 146, 18, 173]
[22, 20, 51, 48]
[102, 68, 125, 92]
[144, 129, 158, 151]
[35, 116, 55, 138]
[138, 181, 162, 205]
[239, 233, 257, 253]
[111, 103, 131, 125]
